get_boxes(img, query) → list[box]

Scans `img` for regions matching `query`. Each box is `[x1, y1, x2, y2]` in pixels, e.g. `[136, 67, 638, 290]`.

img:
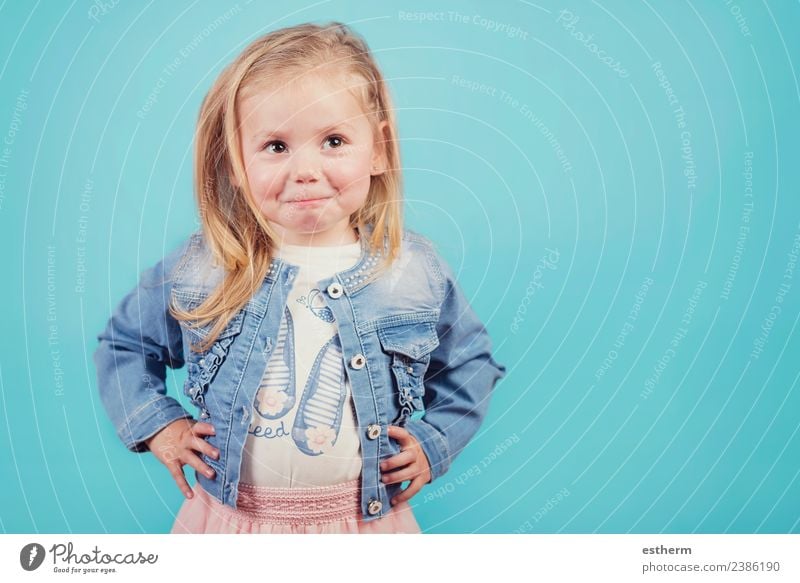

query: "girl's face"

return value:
[236, 73, 387, 246]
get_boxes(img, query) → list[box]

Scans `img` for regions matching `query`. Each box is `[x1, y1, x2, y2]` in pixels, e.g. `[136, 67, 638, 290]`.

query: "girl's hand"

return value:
[144, 418, 220, 499]
[380, 425, 432, 505]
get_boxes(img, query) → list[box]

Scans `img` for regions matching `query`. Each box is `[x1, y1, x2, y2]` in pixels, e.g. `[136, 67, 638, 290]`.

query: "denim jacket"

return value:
[93, 223, 506, 522]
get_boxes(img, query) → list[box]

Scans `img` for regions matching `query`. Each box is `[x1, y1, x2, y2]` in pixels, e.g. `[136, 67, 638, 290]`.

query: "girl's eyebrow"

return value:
[253, 121, 355, 142]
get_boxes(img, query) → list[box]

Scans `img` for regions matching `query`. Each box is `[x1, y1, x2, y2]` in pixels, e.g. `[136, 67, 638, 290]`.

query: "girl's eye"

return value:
[263, 141, 287, 154]
[323, 135, 345, 149]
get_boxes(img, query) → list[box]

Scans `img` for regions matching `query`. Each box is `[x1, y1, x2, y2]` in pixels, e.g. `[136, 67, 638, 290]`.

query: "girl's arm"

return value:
[93, 238, 194, 453]
[403, 249, 507, 482]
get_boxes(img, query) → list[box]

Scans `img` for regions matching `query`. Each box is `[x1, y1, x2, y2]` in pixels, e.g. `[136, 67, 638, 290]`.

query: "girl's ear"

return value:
[370, 120, 390, 176]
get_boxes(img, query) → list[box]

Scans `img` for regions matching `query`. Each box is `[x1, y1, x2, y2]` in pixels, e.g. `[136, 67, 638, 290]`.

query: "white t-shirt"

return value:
[240, 238, 363, 487]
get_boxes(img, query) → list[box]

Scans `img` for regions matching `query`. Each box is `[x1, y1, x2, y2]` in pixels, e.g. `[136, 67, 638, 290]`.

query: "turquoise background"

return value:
[1, 0, 798, 534]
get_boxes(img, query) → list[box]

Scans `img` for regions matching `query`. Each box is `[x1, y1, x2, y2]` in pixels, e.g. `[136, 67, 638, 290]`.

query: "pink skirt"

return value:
[170, 478, 421, 534]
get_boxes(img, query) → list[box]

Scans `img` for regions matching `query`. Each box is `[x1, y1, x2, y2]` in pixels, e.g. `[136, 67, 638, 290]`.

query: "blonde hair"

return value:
[171, 21, 404, 353]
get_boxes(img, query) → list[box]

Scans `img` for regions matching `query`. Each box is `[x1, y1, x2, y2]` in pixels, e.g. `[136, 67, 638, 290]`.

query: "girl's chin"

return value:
[272, 215, 341, 234]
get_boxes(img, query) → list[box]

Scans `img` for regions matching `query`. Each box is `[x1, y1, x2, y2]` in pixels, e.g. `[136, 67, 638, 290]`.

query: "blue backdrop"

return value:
[1, 0, 798, 534]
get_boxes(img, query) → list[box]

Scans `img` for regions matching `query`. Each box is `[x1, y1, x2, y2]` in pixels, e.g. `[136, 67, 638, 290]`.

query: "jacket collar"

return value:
[265, 222, 387, 294]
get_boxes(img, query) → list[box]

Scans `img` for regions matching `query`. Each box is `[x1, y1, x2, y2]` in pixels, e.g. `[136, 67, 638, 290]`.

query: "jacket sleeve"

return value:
[403, 246, 507, 482]
[93, 237, 195, 453]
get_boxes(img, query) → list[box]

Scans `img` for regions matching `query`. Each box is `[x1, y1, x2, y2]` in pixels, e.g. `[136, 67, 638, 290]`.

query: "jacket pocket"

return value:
[377, 316, 440, 426]
[173, 289, 246, 419]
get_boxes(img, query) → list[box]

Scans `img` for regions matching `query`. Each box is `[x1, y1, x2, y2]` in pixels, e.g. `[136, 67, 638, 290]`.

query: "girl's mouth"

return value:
[287, 196, 331, 207]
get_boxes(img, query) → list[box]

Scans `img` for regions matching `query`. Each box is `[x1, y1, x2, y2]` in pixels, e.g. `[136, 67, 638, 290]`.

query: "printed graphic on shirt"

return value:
[249, 317, 349, 456]
[254, 307, 296, 420]
[296, 289, 335, 323]
[291, 335, 347, 455]
[242, 241, 364, 486]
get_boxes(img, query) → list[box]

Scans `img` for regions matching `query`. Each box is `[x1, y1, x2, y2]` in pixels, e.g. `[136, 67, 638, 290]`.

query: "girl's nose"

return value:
[293, 168, 319, 183]
[291, 150, 322, 183]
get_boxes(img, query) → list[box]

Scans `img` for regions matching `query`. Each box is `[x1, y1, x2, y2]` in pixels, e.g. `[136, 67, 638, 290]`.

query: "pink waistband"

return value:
[226, 479, 362, 525]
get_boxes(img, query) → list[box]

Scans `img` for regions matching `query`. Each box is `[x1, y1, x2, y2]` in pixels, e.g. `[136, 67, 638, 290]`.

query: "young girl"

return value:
[94, 21, 506, 534]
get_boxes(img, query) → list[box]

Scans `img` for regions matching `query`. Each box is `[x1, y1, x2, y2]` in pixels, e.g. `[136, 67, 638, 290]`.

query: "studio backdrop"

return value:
[1, 0, 798, 534]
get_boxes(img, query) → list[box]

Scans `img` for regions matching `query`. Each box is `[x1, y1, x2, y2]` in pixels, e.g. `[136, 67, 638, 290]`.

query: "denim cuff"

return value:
[120, 397, 194, 453]
[403, 418, 451, 482]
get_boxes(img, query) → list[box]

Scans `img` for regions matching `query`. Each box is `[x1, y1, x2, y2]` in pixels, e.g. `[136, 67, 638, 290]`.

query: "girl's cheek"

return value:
[328, 157, 371, 186]
[251, 167, 285, 199]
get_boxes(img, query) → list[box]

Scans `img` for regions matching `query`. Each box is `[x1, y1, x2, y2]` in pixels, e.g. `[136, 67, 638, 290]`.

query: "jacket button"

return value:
[406, 365, 414, 374]
[368, 499, 382, 515]
[367, 424, 381, 440]
[326, 283, 343, 298]
[350, 354, 366, 369]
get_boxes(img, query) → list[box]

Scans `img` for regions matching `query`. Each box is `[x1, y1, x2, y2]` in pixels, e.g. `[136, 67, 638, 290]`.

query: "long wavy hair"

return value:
[170, 21, 404, 353]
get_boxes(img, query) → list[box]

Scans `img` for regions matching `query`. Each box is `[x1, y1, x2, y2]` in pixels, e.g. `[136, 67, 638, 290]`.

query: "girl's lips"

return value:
[286, 196, 331, 207]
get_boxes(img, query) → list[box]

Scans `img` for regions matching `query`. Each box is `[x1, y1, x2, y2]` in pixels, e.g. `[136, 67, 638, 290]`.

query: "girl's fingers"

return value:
[391, 477, 423, 505]
[380, 449, 415, 472]
[181, 450, 216, 480]
[189, 434, 220, 460]
[386, 424, 411, 445]
[167, 461, 193, 499]
[191, 422, 216, 436]
[381, 464, 420, 485]
[185, 422, 220, 459]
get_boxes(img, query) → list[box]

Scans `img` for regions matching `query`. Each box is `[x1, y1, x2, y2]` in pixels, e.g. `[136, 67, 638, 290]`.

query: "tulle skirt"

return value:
[170, 478, 421, 534]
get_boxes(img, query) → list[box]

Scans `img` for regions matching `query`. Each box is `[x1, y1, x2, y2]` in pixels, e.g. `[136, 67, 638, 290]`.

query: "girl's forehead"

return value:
[244, 69, 366, 103]
[240, 74, 368, 122]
